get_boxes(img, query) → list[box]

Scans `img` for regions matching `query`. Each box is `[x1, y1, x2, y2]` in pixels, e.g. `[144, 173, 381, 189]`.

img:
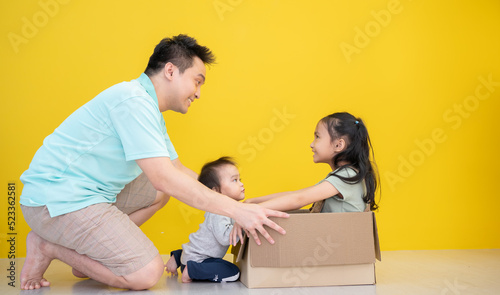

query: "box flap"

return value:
[372, 212, 381, 261]
[249, 212, 377, 267]
[232, 232, 248, 263]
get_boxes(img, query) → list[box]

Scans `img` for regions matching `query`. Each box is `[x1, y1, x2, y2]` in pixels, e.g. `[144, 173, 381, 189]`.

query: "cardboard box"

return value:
[232, 211, 381, 288]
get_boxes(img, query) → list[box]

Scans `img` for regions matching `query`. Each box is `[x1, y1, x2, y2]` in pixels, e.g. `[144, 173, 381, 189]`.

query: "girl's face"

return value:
[218, 164, 245, 201]
[310, 121, 337, 166]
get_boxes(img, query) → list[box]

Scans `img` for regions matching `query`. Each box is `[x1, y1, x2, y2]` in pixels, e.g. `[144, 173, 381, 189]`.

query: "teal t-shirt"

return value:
[320, 167, 366, 213]
[20, 73, 178, 217]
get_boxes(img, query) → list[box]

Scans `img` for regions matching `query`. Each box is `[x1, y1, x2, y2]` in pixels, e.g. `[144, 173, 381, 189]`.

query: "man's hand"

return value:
[233, 203, 289, 245]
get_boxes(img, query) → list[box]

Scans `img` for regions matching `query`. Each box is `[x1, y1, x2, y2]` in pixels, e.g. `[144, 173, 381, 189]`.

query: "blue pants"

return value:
[170, 249, 240, 282]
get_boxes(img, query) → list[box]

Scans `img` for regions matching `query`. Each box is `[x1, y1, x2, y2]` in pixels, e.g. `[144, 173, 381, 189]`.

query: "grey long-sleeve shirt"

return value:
[181, 212, 237, 265]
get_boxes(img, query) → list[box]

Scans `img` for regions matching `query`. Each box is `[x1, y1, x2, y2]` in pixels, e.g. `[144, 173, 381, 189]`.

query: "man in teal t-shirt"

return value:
[20, 73, 179, 217]
[19, 35, 289, 291]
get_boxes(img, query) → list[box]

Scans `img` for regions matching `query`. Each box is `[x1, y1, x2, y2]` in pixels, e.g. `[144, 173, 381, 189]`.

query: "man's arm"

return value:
[171, 158, 198, 179]
[136, 157, 289, 245]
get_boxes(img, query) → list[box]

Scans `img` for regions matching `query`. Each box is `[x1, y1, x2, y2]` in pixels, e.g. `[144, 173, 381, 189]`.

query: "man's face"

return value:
[169, 56, 206, 114]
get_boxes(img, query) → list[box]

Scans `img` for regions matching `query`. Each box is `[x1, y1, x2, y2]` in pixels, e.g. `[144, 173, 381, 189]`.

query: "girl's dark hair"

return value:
[321, 112, 380, 211]
[144, 34, 216, 76]
[198, 157, 237, 193]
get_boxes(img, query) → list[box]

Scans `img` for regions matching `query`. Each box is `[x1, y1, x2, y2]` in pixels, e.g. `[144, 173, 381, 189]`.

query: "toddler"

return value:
[165, 157, 244, 283]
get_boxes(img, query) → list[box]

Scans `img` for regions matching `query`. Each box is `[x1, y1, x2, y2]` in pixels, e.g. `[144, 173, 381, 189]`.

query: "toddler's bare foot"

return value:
[181, 266, 192, 283]
[164, 255, 178, 275]
[20, 232, 53, 290]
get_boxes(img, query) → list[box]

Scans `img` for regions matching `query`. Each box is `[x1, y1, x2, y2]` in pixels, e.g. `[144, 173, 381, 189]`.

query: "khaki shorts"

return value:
[114, 172, 158, 215]
[21, 173, 158, 276]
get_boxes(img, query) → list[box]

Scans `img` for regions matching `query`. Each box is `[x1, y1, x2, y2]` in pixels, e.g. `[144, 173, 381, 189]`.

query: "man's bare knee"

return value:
[124, 255, 163, 290]
[153, 192, 170, 210]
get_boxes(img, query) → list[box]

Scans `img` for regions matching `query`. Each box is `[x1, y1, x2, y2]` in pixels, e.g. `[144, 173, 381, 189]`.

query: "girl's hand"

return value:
[229, 223, 245, 246]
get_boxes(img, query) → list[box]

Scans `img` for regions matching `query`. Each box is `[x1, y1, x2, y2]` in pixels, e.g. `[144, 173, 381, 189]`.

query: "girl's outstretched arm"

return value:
[259, 181, 339, 212]
[244, 192, 289, 204]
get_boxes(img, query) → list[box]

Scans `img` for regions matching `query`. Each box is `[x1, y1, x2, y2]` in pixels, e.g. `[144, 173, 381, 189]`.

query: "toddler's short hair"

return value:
[198, 157, 237, 193]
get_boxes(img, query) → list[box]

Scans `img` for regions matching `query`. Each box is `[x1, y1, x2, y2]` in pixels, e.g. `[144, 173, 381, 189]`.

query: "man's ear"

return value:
[163, 62, 176, 81]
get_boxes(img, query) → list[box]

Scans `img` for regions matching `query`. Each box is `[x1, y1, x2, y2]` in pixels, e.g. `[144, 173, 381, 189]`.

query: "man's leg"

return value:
[72, 192, 169, 279]
[73, 174, 169, 278]
[114, 173, 170, 227]
[21, 204, 163, 290]
[21, 231, 163, 290]
[129, 191, 170, 226]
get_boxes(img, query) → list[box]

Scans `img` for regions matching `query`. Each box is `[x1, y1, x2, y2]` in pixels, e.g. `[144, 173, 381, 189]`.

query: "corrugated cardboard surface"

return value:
[248, 212, 377, 267]
[233, 211, 381, 288]
[239, 253, 376, 288]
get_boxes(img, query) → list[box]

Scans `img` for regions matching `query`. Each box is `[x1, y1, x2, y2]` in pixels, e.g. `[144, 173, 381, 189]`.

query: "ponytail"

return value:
[321, 112, 379, 211]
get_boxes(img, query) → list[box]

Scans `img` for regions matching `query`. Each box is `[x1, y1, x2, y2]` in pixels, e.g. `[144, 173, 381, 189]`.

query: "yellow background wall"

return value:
[1, 0, 499, 258]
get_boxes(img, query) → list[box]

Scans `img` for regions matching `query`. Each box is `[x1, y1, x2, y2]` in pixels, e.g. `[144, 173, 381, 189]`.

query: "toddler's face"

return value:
[218, 164, 245, 201]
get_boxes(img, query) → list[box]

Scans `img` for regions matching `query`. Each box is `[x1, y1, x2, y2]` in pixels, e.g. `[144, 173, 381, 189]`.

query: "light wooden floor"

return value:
[1, 249, 499, 295]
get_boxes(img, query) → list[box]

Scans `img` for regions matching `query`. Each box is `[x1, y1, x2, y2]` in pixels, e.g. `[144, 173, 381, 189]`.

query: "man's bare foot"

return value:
[164, 255, 178, 275]
[181, 266, 192, 283]
[20, 232, 53, 290]
[72, 268, 88, 278]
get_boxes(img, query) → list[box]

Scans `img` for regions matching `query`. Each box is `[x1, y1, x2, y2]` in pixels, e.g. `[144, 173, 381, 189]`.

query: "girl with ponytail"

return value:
[243, 112, 379, 213]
